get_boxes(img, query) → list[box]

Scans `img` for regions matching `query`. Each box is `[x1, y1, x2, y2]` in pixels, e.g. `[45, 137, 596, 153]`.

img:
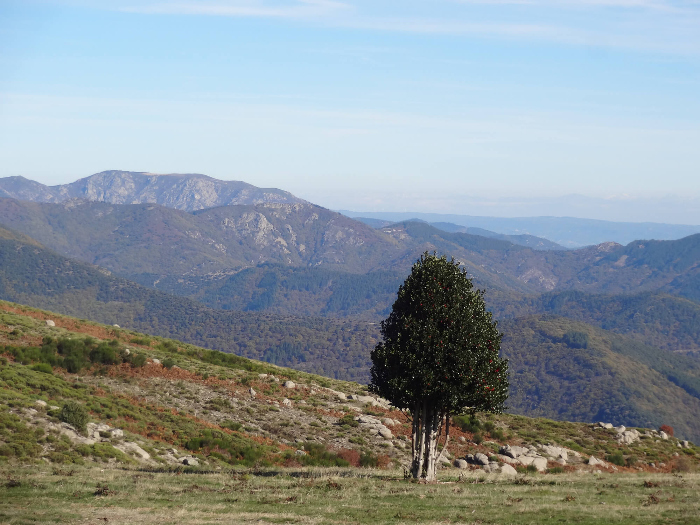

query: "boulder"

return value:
[659, 431, 669, 440]
[295, 449, 306, 456]
[283, 381, 296, 389]
[113, 324, 120, 328]
[618, 429, 640, 445]
[282, 398, 292, 407]
[597, 422, 613, 429]
[378, 427, 393, 440]
[518, 456, 535, 466]
[474, 453, 490, 466]
[249, 387, 256, 398]
[109, 429, 124, 439]
[532, 457, 548, 472]
[682, 440, 690, 449]
[614, 425, 626, 434]
[458, 436, 466, 443]
[45, 320, 55, 327]
[383, 418, 395, 427]
[482, 463, 500, 473]
[118, 442, 150, 460]
[454, 459, 469, 469]
[151, 358, 161, 365]
[500, 464, 518, 476]
[258, 374, 268, 379]
[588, 456, 604, 466]
[182, 456, 199, 466]
[35, 400, 47, 408]
[336, 392, 347, 401]
[500, 445, 528, 459]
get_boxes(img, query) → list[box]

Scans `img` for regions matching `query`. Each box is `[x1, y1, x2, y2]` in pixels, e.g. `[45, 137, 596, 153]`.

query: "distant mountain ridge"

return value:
[342, 211, 700, 248]
[0, 171, 304, 211]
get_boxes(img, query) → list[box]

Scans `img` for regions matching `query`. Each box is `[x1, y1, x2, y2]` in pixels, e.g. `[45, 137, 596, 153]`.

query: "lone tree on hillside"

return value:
[370, 252, 509, 481]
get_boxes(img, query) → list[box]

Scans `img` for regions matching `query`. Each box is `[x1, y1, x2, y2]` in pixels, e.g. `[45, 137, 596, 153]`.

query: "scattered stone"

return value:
[258, 374, 268, 379]
[474, 453, 490, 466]
[249, 387, 256, 398]
[532, 457, 548, 472]
[123, 348, 130, 356]
[682, 440, 690, 449]
[614, 425, 626, 434]
[458, 436, 466, 443]
[283, 381, 296, 389]
[45, 320, 55, 327]
[500, 464, 518, 476]
[618, 429, 640, 445]
[659, 431, 669, 440]
[109, 429, 124, 439]
[336, 392, 347, 401]
[151, 358, 161, 365]
[282, 398, 292, 407]
[295, 450, 306, 456]
[378, 427, 393, 440]
[35, 400, 47, 408]
[382, 418, 395, 427]
[454, 459, 469, 469]
[588, 456, 604, 466]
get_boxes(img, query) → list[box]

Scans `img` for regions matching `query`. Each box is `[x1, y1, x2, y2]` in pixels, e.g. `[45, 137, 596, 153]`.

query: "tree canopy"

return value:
[370, 252, 509, 480]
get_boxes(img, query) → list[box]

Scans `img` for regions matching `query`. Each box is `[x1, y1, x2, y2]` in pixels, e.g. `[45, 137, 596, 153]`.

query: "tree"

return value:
[370, 252, 509, 481]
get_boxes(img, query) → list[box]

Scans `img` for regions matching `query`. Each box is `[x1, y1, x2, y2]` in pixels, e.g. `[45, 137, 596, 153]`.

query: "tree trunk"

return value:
[424, 408, 440, 481]
[411, 401, 427, 479]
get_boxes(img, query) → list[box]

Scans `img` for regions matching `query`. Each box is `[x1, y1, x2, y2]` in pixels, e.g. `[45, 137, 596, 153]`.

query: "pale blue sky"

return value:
[1, 0, 699, 222]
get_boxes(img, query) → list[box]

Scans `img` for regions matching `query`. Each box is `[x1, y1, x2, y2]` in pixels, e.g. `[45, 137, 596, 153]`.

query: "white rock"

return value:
[45, 320, 55, 327]
[113, 324, 120, 328]
[588, 456, 604, 466]
[614, 425, 626, 434]
[378, 427, 393, 440]
[283, 381, 296, 389]
[282, 398, 292, 407]
[151, 358, 161, 365]
[458, 436, 466, 443]
[518, 456, 535, 466]
[35, 400, 47, 408]
[500, 464, 518, 476]
[660, 431, 669, 440]
[123, 348, 130, 356]
[258, 374, 268, 379]
[249, 387, 256, 398]
[483, 463, 501, 473]
[532, 457, 548, 472]
[682, 440, 690, 449]
[117, 442, 150, 460]
[383, 418, 395, 427]
[110, 429, 124, 439]
[182, 456, 199, 466]
[295, 449, 306, 456]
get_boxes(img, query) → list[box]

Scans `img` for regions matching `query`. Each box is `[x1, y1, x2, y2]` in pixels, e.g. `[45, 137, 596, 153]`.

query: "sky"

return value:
[1, 0, 699, 223]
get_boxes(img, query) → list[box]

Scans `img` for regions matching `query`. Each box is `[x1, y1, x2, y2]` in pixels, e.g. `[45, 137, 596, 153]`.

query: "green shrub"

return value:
[162, 358, 176, 369]
[30, 363, 53, 374]
[606, 452, 625, 466]
[359, 450, 380, 468]
[129, 354, 147, 368]
[339, 414, 359, 428]
[548, 466, 565, 474]
[221, 420, 242, 432]
[130, 337, 152, 346]
[472, 433, 483, 445]
[453, 415, 481, 434]
[563, 331, 589, 349]
[59, 401, 89, 433]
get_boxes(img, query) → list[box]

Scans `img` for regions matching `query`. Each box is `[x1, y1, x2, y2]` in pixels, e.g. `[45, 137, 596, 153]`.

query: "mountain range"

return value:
[1, 170, 700, 440]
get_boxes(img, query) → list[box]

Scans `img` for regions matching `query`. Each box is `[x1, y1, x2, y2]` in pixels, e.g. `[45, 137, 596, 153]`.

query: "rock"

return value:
[518, 456, 535, 466]
[283, 381, 296, 389]
[660, 431, 669, 440]
[452, 458, 468, 469]
[500, 445, 528, 459]
[588, 456, 604, 466]
[673, 453, 679, 457]
[378, 427, 393, 440]
[109, 429, 124, 439]
[258, 374, 268, 379]
[45, 320, 55, 327]
[50, 405, 60, 410]
[117, 442, 150, 460]
[682, 440, 690, 449]
[382, 418, 395, 427]
[182, 456, 199, 466]
[498, 463, 516, 476]
[532, 457, 548, 472]
[482, 463, 500, 473]
[458, 436, 466, 443]
[336, 392, 347, 401]
[249, 387, 256, 398]
[295, 449, 306, 456]
[614, 425, 626, 434]
[474, 453, 490, 466]
[597, 422, 613, 429]
[555, 458, 567, 465]
[113, 324, 120, 328]
[282, 398, 292, 407]
[123, 348, 130, 356]
[35, 400, 47, 408]
[151, 358, 161, 365]
[618, 429, 640, 445]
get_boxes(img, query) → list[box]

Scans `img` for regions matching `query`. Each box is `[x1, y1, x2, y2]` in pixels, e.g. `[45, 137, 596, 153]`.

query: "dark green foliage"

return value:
[0, 410, 43, 460]
[221, 420, 242, 432]
[453, 415, 481, 434]
[370, 253, 509, 415]
[562, 331, 588, 349]
[162, 358, 175, 369]
[129, 354, 147, 367]
[359, 450, 381, 468]
[290, 442, 350, 467]
[184, 428, 267, 466]
[606, 452, 625, 466]
[338, 414, 359, 428]
[60, 401, 89, 433]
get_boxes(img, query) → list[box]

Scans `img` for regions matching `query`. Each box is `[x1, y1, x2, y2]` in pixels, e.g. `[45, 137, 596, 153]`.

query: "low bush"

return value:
[59, 401, 89, 433]
[606, 451, 625, 466]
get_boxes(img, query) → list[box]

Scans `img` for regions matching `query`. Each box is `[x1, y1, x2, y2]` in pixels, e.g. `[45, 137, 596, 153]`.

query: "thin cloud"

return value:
[121, 0, 350, 18]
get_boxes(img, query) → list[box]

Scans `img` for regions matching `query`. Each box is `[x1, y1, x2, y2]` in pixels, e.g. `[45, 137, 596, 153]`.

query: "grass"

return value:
[1, 465, 699, 524]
